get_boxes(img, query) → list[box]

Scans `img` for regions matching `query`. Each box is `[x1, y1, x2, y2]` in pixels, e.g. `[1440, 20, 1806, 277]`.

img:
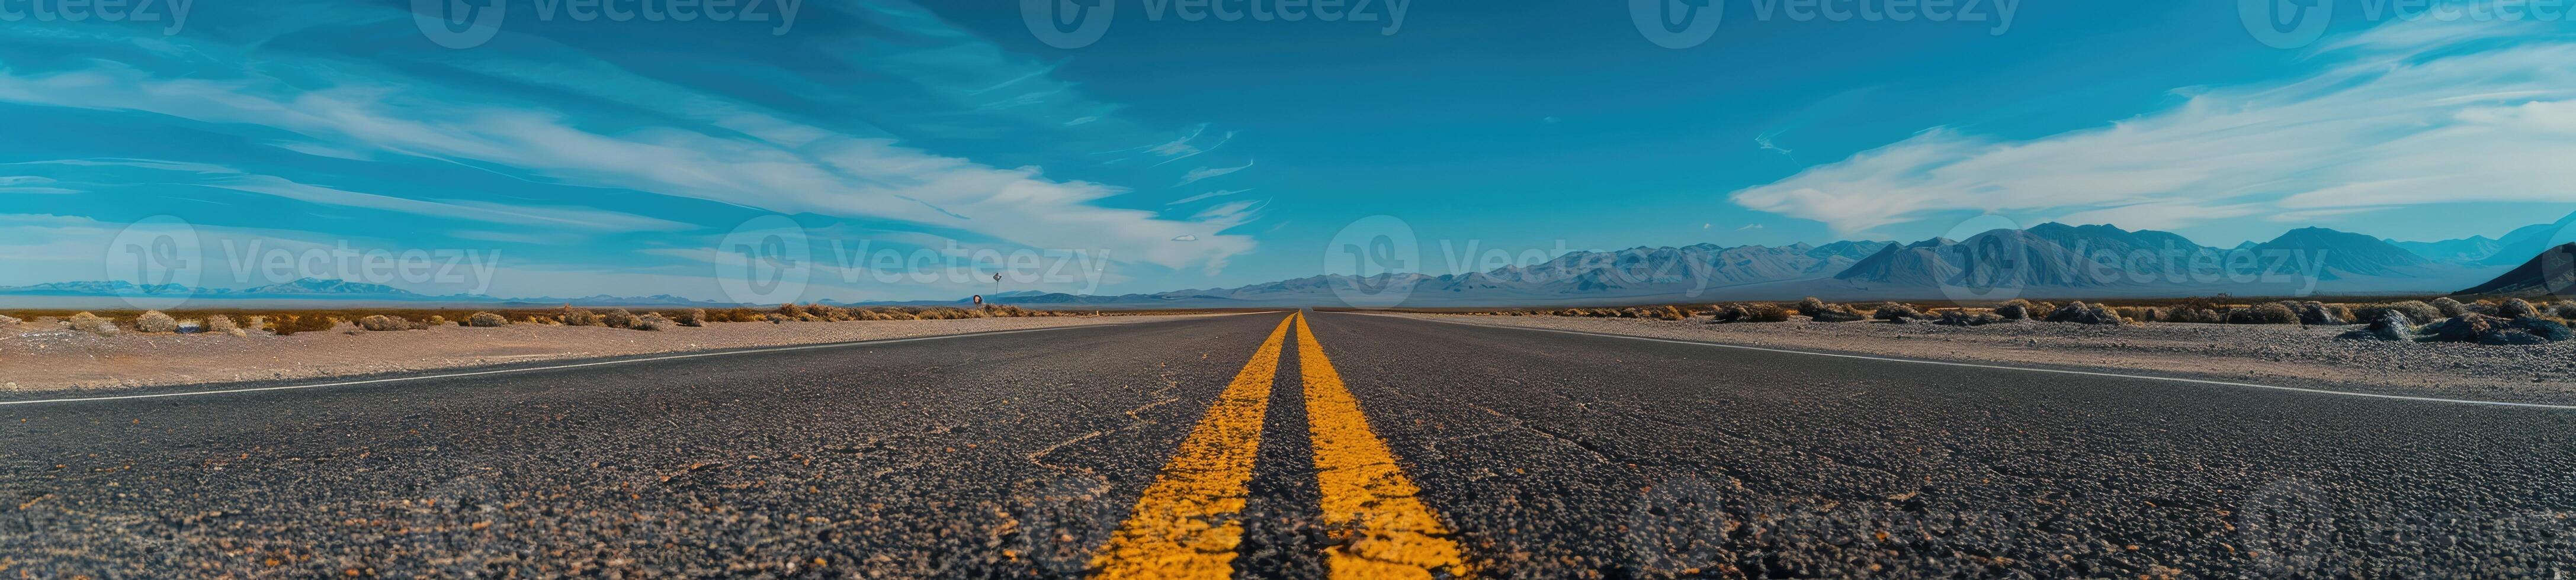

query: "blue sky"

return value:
[3, 0, 2572, 301]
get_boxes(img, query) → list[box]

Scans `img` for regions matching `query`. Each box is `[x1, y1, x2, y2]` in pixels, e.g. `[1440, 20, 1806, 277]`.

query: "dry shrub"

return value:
[1795, 297, 1829, 317]
[2430, 297, 2469, 318]
[764, 312, 788, 324]
[1744, 304, 1792, 323]
[204, 314, 245, 336]
[66, 312, 118, 335]
[2555, 301, 2576, 319]
[270, 314, 336, 336]
[1811, 305, 1866, 323]
[557, 307, 601, 326]
[134, 310, 180, 333]
[466, 312, 509, 327]
[673, 308, 707, 327]
[2044, 301, 2127, 325]
[2500, 298, 2540, 319]
[631, 313, 673, 331]
[357, 315, 412, 331]
[2228, 302, 2298, 324]
[601, 308, 638, 329]
[2359, 301, 2442, 324]
[1872, 303, 1924, 323]
[1995, 299, 2036, 320]
[776, 304, 810, 318]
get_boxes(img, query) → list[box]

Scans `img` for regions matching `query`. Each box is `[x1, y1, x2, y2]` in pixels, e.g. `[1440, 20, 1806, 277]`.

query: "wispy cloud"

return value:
[1177, 159, 1255, 186]
[1167, 188, 1253, 205]
[0, 54, 1256, 271]
[1729, 20, 2576, 233]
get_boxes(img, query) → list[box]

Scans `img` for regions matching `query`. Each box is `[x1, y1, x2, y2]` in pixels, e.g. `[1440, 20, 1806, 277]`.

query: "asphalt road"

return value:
[5, 311, 2574, 578]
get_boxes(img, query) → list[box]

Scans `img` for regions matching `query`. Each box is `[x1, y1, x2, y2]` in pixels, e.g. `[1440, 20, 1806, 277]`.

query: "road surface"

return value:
[4, 311, 2572, 578]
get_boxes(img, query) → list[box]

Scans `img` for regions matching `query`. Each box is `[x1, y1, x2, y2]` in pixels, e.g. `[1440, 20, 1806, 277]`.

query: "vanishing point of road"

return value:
[4, 311, 2572, 578]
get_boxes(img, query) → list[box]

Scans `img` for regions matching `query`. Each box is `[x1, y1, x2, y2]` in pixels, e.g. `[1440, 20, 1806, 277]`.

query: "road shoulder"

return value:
[1368, 312, 2576, 407]
[1, 313, 1243, 398]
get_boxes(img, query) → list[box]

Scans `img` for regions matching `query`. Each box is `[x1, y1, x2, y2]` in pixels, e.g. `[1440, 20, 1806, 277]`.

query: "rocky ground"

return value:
[0, 314, 1229, 395]
[1391, 312, 2576, 406]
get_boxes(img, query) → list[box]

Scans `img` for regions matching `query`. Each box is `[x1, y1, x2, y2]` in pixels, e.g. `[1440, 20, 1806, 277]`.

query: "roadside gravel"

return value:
[1390, 312, 2576, 405]
[0, 314, 1227, 395]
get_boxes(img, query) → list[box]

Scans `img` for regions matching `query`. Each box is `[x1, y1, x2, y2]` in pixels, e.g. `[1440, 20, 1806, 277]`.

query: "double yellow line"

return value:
[1090, 312, 1470, 579]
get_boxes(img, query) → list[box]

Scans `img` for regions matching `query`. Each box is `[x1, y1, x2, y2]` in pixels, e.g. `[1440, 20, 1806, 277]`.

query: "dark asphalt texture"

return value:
[6, 311, 2575, 578]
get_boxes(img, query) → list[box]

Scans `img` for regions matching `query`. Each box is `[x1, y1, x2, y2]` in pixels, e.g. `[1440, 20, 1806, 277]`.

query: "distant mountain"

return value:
[0, 281, 195, 295]
[17, 217, 2566, 311]
[2482, 212, 2576, 267]
[2250, 227, 2438, 279]
[974, 222, 2507, 308]
[235, 278, 418, 295]
[2456, 243, 2576, 298]
[2391, 236, 2501, 264]
[1433, 241, 1890, 296]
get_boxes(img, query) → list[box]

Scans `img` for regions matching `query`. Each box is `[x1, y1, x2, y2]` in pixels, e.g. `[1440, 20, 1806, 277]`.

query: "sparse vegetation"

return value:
[2228, 302, 2299, 325]
[2044, 301, 2126, 325]
[268, 314, 337, 336]
[601, 308, 639, 329]
[466, 312, 509, 327]
[1872, 303, 1924, 323]
[558, 307, 602, 326]
[674, 308, 707, 327]
[631, 312, 673, 331]
[1994, 299, 2035, 320]
[204, 314, 245, 336]
[1795, 297, 1829, 317]
[357, 315, 413, 331]
[67, 312, 118, 335]
[2431, 297, 2469, 318]
[134, 310, 180, 333]
[1935, 310, 2004, 326]
[1810, 304, 1866, 323]
[2500, 298, 2540, 319]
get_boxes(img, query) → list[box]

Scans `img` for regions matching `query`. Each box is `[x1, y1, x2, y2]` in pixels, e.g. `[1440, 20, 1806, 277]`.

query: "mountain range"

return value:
[17, 212, 2576, 310]
[971, 219, 2544, 308]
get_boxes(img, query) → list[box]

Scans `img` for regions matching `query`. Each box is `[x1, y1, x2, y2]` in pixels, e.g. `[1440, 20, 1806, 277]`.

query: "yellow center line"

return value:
[1291, 311, 1474, 579]
[1090, 314, 1295, 579]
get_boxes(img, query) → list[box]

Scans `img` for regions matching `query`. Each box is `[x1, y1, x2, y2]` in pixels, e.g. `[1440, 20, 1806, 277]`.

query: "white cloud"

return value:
[1729, 20, 2576, 233]
[9, 159, 690, 231]
[0, 61, 1259, 271]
